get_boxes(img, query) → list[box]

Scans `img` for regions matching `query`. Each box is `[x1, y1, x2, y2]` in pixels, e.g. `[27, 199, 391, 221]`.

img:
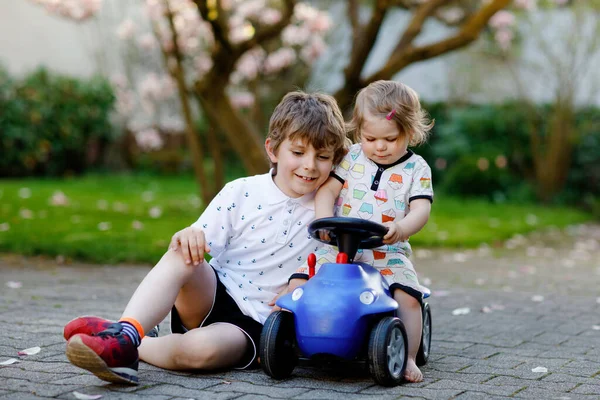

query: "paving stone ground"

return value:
[1, 224, 599, 399]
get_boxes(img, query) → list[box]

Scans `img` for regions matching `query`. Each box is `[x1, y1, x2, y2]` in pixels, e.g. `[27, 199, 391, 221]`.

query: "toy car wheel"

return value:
[368, 316, 408, 386]
[260, 311, 297, 379]
[416, 302, 432, 366]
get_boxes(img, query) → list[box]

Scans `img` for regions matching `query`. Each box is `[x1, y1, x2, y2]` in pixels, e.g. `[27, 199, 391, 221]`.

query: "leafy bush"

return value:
[0, 66, 115, 177]
[423, 102, 599, 205]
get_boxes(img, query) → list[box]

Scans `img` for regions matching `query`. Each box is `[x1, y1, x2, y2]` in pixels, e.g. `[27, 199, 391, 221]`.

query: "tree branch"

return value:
[194, 0, 232, 52]
[235, 0, 296, 56]
[347, 0, 360, 43]
[343, 0, 388, 86]
[366, 0, 512, 83]
[394, 0, 446, 53]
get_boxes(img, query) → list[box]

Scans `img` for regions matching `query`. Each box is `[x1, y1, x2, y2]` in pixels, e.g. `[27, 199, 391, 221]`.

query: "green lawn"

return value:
[0, 173, 592, 264]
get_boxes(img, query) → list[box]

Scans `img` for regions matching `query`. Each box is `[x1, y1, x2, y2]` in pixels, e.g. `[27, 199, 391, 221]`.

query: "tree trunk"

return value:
[197, 88, 268, 175]
[163, 0, 212, 205]
[205, 125, 224, 195]
[533, 104, 574, 203]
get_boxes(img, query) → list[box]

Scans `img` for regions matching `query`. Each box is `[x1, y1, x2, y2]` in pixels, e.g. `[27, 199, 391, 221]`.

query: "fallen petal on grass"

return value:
[97, 222, 112, 231]
[0, 358, 19, 366]
[18, 188, 31, 199]
[481, 306, 492, 313]
[73, 392, 103, 400]
[18, 346, 41, 356]
[0, 222, 10, 232]
[50, 191, 69, 206]
[531, 295, 545, 302]
[6, 281, 22, 289]
[592, 325, 600, 331]
[149, 206, 162, 219]
[452, 307, 470, 316]
[531, 366, 548, 373]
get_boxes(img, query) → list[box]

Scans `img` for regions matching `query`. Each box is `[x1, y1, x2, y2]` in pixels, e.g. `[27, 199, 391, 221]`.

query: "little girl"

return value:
[313, 80, 434, 382]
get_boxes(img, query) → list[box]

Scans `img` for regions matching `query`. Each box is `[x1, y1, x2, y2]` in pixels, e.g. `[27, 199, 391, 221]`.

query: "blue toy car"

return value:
[260, 217, 432, 386]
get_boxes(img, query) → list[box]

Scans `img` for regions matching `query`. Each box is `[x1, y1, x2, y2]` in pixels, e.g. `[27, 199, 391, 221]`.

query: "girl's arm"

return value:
[315, 176, 343, 219]
[383, 198, 431, 243]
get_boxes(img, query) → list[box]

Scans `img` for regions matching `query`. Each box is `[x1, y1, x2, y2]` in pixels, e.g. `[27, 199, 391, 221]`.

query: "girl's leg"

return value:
[121, 248, 217, 334]
[139, 323, 248, 370]
[394, 289, 423, 383]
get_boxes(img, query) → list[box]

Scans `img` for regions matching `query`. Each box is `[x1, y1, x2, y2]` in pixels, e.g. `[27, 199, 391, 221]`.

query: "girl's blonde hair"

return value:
[347, 80, 434, 146]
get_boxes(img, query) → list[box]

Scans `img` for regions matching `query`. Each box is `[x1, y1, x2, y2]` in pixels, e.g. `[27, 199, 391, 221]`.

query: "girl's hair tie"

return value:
[386, 109, 396, 120]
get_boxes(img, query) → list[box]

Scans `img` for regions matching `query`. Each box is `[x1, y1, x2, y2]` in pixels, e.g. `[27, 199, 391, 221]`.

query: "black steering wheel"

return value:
[308, 217, 388, 261]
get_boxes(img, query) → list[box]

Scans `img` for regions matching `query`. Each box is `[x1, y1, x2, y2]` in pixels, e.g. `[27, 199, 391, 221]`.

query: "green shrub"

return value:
[425, 102, 599, 204]
[0, 66, 115, 177]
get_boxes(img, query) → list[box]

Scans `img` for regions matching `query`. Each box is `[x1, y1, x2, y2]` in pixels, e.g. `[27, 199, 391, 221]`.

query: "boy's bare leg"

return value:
[121, 249, 216, 334]
[394, 290, 423, 383]
[139, 324, 248, 370]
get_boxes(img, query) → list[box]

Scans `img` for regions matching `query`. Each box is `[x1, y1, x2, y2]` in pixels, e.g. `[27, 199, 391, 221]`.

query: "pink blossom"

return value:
[282, 25, 311, 46]
[115, 89, 135, 116]
[308, 14, 331, 33]
[489, 11, 516, 29]
[230, 23, 255, 44]
[514, 0, 538, 10]
[477, 157, 489, 171]
[116, 18, 136, 40]
[110, 73, 128, 89]
[144, 0, 165, 21]
[135, 128, 164, 151]
[494, 28, 514, 51]
[234, 48, 266, 81]
[194, 54, 214, 76]
[294, 3, 318, 22]
[230, 92, 255, 109]
[236, 0, 264, 20]
[264, 48, 296, 74]
[300, 36, 326, 64]
[260, 8, 282, 25]
[138, 33, 156, 50]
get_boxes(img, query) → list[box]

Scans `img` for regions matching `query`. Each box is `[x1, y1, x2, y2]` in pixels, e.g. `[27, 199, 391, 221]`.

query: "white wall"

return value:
[1, 1, 598, 106]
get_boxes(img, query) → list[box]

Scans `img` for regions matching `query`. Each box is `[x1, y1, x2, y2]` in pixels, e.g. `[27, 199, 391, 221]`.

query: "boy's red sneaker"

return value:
[66, 323, 139, 385]
[63, 316, 114, 340]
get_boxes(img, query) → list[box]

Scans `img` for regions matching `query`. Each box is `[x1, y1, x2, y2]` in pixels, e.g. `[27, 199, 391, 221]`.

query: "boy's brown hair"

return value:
[347, 80, 434, 146]
[267, 91, 349, 167]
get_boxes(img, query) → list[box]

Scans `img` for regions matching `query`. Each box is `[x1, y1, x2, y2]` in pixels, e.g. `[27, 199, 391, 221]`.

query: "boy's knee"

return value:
[172, 338, 217, 369]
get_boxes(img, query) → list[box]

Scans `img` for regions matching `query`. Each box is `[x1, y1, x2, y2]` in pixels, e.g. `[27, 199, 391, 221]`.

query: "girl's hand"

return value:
[383, 222, 408, 244]
[168, 226, 211, 266]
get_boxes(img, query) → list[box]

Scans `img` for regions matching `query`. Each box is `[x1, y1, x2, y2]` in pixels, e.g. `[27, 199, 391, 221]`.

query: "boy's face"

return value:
[360, 111, 408, 165]
[265, 136, 334, 198]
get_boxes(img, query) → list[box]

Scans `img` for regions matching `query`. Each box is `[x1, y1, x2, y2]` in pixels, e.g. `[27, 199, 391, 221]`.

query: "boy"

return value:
[63, 91, 349, 384]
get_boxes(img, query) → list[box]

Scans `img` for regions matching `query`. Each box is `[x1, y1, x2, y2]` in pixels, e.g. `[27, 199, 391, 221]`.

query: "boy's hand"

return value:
[169, 226, 211, 266]
[269, 278, 307, 312]
[383, 221, 408, 244]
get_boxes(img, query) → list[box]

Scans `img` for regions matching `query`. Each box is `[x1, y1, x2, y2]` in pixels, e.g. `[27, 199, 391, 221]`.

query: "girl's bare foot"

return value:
[403, 358, 423, 383]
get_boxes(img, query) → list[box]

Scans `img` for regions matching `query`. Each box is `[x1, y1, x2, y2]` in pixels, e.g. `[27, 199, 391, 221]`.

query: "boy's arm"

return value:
[315, 176, 343, 219]
[269, 277, 308, 312]
[383, 199, 431, 243]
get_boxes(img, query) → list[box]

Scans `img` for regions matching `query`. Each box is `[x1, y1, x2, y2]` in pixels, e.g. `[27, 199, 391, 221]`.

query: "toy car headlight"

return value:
[359, 290, 375, 305]
[292, 287, 304, 301]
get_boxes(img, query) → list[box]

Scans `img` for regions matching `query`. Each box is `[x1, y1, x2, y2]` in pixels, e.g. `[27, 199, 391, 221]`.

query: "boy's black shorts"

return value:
[170, 268, 263, 369]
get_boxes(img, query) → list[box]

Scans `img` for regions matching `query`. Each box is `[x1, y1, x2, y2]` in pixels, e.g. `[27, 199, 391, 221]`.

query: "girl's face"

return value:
[265, 136, 334, 198]
[360, 111, 408, 165]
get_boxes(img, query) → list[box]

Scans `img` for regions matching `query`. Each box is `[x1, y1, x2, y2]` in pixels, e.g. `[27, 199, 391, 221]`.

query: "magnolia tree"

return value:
[482, 0, 600, 201]
[31, 0, 513, 200]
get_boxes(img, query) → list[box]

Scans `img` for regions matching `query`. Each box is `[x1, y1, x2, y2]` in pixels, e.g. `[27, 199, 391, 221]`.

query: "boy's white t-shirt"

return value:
[192, 171, 319, 324]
